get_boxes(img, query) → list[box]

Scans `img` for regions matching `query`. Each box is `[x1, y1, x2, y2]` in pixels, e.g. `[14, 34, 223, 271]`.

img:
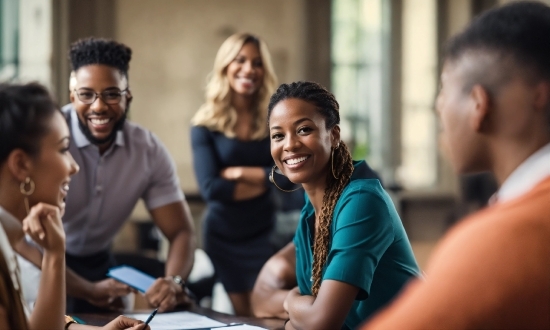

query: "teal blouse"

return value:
[294, 161, 420, 330]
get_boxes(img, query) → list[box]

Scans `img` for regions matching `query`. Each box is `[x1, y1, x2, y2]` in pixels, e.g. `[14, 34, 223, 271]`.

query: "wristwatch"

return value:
[172, 275, 185, 288]
[64, 315, 77, 330]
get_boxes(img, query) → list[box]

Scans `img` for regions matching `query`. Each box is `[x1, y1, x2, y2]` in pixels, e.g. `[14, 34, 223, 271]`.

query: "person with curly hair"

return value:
[55, 37, 196, 313]
[261, 81, 419, 330]
[190, 33, 284, 316]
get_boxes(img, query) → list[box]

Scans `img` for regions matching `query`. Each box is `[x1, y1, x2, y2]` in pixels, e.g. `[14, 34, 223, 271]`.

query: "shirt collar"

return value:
[69, 106, 125, 149]
[494, 142, 550, 204]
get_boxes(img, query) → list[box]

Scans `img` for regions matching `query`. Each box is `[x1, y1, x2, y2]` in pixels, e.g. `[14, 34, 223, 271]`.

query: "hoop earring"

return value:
[331, 145, 339, 180]
[269, 165, 302, 193]
[20, 177, 35, 215]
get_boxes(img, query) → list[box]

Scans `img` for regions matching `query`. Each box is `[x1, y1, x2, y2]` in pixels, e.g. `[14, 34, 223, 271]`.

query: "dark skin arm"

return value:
[284, 281, 359, 330]
[145, 200, 196, 312]
[14, 218, 132, 310]
[251, 242, 297, 319]
[66, 270, 131, 309]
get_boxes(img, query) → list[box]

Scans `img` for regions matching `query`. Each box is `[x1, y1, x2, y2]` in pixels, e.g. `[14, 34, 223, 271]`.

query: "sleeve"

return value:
[322, 183, 395, 300]
[190, 126, 236, 203]
[142, 133, 184, 210]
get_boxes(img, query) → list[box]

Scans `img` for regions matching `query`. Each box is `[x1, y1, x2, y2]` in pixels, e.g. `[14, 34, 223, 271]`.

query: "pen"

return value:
[143, 308, 158, 326]
[71, 316, 86, 325]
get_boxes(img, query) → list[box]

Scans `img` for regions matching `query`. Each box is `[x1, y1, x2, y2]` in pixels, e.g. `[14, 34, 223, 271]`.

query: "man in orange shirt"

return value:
[363, 1, 550, 329]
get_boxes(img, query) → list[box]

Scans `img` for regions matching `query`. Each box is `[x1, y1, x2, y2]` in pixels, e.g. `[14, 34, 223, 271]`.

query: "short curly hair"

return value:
[69, 37, 132, 78]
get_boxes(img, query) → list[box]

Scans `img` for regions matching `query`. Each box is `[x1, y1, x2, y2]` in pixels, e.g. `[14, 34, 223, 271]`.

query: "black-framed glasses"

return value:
[73, 88, 129, 105]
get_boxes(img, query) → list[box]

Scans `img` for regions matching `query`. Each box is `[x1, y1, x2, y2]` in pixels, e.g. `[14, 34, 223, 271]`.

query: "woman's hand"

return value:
[22, 203, 65, 254]
[101, 315, 150, 330]
[284, 287, 301, 313]
[69, 316, 150, 330]
[220, 167, 243, 181]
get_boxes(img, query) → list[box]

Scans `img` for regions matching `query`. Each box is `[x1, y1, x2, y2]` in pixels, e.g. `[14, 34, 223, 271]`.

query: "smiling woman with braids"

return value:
[264, 81, 420, 330]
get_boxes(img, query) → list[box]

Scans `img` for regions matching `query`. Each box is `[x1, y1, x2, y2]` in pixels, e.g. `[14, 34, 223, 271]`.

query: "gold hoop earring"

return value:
[269, 165, 302, 193]
[331, 146, 339, 180]
[20, 177, 35, 215]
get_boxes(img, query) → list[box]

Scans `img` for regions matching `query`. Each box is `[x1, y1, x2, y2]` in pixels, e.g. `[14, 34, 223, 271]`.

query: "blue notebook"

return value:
[107, 265, 156, 293]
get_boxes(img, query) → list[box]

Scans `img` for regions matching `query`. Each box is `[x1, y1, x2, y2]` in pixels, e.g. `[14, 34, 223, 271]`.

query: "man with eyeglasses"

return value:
[57, 37, 196, 313]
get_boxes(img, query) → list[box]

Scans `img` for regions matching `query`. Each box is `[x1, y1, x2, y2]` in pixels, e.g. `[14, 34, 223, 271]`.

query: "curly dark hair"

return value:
[69, 37, 132, 78]
[268, 81, 354, 296]
[0, 83, 58, 164]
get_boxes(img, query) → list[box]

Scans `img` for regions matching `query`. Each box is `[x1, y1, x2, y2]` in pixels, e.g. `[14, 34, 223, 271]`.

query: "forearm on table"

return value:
[29, 251, 65, 330]
[252, 287, 290, 319]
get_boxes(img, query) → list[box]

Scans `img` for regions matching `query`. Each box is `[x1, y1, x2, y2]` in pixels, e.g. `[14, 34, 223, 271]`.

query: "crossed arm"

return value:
[251, 242, 297, 319]
[251, 242, 361, 329]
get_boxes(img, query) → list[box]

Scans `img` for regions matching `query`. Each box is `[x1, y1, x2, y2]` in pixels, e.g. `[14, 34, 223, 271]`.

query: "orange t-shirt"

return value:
[363, 177, 550, 329]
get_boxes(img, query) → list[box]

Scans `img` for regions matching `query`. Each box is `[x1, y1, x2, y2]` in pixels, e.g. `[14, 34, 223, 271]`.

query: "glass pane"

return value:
[0, 0, 19, 82]
[332, 0, 383, 165]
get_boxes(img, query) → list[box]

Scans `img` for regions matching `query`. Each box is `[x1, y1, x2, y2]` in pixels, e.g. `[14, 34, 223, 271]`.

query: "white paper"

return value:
[126, 311, 226, 330]
[214, 326, 268, 330]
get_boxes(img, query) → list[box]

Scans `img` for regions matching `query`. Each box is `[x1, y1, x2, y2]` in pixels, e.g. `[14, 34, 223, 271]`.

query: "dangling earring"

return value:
[269, 165, 302, 193]
[331, 143, 340, 180]
[20, 177, 35, 215]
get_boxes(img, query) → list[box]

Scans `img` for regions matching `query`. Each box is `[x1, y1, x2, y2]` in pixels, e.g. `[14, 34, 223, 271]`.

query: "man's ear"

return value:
[331, 125, 341, 147]
[125, 89, 133, 105]
[470, 84, 490, 132]
[6, 149, 34, 183]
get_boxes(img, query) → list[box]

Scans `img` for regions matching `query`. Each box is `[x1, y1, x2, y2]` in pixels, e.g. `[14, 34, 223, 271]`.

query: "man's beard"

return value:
[77, 106, 129, 146]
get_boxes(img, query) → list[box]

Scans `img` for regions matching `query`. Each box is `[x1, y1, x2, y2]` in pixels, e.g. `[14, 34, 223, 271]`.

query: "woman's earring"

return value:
[331, 145, 340, 180]
[20, 177, 35, 215]
[269, 165, 301, 193]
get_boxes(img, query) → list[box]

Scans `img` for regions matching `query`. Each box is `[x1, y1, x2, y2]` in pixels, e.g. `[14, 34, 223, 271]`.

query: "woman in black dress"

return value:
[190, 33, 279, 316]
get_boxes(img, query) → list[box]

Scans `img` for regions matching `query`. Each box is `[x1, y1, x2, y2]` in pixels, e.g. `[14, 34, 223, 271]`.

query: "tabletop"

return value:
[74, 304, 285, 330]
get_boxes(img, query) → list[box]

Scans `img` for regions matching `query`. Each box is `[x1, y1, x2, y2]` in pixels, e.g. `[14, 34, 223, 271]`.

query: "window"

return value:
[399, 0, 438, 188]
[0, 0, 19, 81]
[332, 0, 387, 172]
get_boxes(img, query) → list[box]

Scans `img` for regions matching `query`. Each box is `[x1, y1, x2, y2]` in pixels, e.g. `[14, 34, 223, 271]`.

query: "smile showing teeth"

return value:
[286, 156, 308, 165]
[90, 118, 110, 125]
[62, 184, 69, 192]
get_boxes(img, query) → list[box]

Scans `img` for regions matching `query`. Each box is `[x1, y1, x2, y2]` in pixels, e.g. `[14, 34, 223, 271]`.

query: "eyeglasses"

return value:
[73, 88, 129, 105]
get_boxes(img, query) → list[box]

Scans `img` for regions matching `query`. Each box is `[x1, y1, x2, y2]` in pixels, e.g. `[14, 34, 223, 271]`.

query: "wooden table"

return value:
[75, 305, 285, 330]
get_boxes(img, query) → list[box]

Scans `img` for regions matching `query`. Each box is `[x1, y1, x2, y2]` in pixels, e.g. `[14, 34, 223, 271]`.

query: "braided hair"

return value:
[69, 37, 132, 78]
[268, 81, 354, 296]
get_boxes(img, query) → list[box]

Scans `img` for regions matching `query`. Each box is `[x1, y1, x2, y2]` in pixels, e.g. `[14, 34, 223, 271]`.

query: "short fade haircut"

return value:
[445, 1, 550, 94]
[69, 37, 132, 78]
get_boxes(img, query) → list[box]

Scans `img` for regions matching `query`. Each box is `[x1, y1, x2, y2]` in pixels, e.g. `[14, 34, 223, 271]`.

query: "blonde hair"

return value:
[192, 33, 277, 140]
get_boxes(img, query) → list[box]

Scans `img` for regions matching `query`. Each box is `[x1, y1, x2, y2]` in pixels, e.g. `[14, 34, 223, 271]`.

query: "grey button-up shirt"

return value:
[61, 104, 184, 256]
